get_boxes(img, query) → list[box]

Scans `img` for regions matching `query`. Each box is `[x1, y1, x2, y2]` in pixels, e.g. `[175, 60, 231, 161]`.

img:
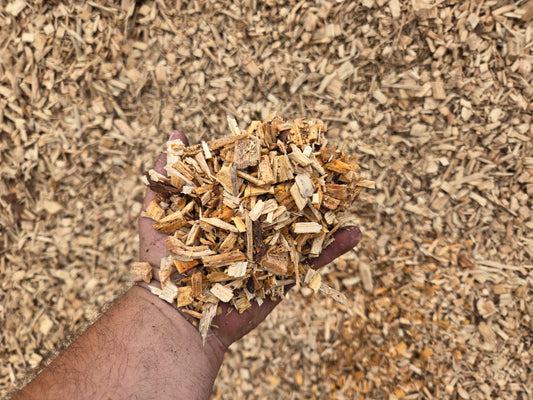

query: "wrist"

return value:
[129, 284, 227, 372]
[15, 285, 226, 400]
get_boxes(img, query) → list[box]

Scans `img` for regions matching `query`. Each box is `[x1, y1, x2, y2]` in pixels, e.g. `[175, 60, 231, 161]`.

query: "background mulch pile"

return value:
[1, 0, 532, 398]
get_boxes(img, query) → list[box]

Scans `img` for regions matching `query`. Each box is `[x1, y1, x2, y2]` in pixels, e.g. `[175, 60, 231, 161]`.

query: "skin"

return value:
[13, 131, 362, 400]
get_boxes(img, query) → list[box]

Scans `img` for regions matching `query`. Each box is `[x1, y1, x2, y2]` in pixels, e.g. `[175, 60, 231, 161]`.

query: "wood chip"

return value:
[131, 262, 152, 283]
[211, 283, 234, 302]
[359, 261, 373, 292]
[199, 303, 217, 345]
[293, 222, 323, 234]
[227, 261, 248, 278]
[158, 282, 179, 304]
[199, 217, 239, 232]
[248, 199, 265, 221]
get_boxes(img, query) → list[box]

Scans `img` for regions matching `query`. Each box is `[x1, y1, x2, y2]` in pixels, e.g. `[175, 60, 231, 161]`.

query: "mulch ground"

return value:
[1, 0, 532, 398]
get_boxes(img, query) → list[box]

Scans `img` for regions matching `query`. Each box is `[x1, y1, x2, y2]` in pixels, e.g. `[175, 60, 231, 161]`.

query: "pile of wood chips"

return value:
[134, 116, 373, 340]
[3, 0, 532, 398]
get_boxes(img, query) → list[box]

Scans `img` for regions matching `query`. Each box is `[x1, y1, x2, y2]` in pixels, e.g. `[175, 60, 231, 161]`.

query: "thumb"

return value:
[141, 130, 189, 219]
[152, 130, 189, 175]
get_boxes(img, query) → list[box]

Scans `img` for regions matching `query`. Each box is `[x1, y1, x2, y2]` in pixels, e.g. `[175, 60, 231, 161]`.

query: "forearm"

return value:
[13, 286, 226, 400]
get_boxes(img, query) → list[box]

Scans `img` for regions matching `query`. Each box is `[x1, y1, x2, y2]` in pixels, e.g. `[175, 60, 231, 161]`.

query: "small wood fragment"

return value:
[177, 286, 194, 307]
[202, 251, 246, 268]
[191, 272, 203, 297]
[294, 222, 322, 234]
[210, 283, 234, 302]
[234, 297, 252, 313]
[262, 252, 289, 275]
[199, 217, 239, 232]
[295, 173, 314, 198]
[249, 200, 265, 221]
[131, 262, 152, 283]
[227, 261, 248, 277]
[158, 282, 179, 304]
[258, 155, 275, 184]
[290, 182, 308, 211]
[233, 136, 261, 169]
[199, 303, 217, 344]
[245, 213, 254, 261]
[141, 200, 164, 221]
[174, 259, 200, 274]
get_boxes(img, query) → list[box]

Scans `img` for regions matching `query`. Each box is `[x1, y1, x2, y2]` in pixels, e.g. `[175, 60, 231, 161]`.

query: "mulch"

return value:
[1, 0, 532, 398]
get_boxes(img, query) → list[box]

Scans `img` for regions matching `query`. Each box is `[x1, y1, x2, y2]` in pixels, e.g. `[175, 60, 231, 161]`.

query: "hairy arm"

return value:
[14, 130, 362, 399]
[13, 286, 226, 400]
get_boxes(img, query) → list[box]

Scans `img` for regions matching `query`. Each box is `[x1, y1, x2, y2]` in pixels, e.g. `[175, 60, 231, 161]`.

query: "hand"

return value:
[139, 131, 362, 350]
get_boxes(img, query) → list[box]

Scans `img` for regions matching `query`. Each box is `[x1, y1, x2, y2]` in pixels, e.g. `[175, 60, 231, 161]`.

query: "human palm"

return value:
[139, 131, 362, 348]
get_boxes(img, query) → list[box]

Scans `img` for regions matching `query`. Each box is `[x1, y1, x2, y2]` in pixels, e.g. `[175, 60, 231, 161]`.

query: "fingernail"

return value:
[168, 130, 189, 146]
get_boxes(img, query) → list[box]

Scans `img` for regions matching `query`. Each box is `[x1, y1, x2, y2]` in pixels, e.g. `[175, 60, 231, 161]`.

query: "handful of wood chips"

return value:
[133, 116, 373, 341]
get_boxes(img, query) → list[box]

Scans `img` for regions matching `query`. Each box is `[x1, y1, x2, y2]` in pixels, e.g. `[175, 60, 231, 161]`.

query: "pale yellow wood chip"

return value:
[232, 216, 247, 232]
[148, 285, 162, 296]
[237, 170, 265, 186]
[293, 222, 322, 234]
[227, 261, 248, 278]
[227, 115, 240, 136]
[210, 283, 234, 302]
[276, 154, 295, 182]
[308, 271, 322, 293]
[201, 140, 212, 159]
[248, 199, 264, 221]
[158, 268, 173, 289]
[218, 232, 238, 253]
[235, 297, 252, 313]
[202, 251, 246, 268]
[258, 155, 275, 184]
[295, 173, 314, 198]
[289, 143, 311, 166]
[131, 262, 152, 283]
[199, 303, 218, 344]
[215, 164, 233, 193]
[158, 282, 179, 304]
[199, 217, 238, 232]
[290, 182, 308, 211]
[356, 179, 376, 189]
[141, 199, 164, 221]
[243, 184, 274, 197]
[309, 234, 325, 258]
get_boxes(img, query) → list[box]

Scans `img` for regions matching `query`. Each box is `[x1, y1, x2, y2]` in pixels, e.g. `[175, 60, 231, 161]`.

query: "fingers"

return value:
[152, 130, 189, 175]
[309, 225, 362, 269]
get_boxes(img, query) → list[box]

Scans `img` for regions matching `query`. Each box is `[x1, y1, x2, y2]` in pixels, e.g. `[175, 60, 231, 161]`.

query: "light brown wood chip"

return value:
[131, 262, 152, 283]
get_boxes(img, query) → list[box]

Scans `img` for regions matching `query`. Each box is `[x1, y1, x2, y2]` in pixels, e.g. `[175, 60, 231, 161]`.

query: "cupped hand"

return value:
[139, 131, 362, 350]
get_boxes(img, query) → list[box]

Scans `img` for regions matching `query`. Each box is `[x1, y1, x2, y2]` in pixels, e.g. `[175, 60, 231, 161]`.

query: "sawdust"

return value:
[1, 0, 532, 399]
